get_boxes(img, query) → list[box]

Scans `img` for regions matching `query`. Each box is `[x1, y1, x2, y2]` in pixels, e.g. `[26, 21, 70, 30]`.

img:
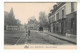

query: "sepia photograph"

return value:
[4, 2, 77, 49]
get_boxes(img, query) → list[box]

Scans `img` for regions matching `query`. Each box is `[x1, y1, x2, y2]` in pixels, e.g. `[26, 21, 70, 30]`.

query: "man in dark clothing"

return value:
[27, 29, 31, 41]
[28, 30, 30, 36]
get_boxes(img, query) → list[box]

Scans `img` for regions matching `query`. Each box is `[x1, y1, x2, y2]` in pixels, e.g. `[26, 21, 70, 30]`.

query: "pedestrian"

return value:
[28, 29, 30, 39]
[28, 30, 30, 36]
[26, 28, 27, 36]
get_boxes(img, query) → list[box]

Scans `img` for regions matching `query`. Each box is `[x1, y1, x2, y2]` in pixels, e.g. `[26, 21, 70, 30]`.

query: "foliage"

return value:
[39, 12, 49, 28]
[28, 16, 38, 25]
[4, 8, 21, 26]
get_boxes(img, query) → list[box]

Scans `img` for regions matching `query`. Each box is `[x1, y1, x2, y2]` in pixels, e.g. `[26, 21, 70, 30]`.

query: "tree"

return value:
[27, 16, 39, 30]
[4, 8, 21, 26]
[39, 12, 49, 28]
[4, 11, 9, 25]
[28, 16, 38, 25]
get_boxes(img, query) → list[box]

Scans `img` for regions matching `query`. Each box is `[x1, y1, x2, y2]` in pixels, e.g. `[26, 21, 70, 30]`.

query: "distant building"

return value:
[48, 2, 77, 36]
[6, 25, 19, 31]
[6, 25, 25, 31]
[27, 23, 39, 30]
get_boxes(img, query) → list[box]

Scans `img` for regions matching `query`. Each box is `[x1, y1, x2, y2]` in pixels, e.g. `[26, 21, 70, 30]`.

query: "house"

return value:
[48, 2, 77, 36]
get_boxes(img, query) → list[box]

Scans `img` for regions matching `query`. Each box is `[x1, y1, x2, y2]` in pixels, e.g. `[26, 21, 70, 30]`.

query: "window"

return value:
[52, 15, 55, 22]
[52, 16, 53, 22]
[71, 18, 74, 29]
[56, 13, 59, 20]
[51, 17, 52, 23]
[49, 18, 51, 23]
[50, 17, 52, 23]
[62, 9, 65, 18]
[71, 2, 74, 12]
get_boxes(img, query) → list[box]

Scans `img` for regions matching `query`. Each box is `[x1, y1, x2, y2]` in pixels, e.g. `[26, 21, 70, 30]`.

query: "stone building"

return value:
[48, 2, 77, 36]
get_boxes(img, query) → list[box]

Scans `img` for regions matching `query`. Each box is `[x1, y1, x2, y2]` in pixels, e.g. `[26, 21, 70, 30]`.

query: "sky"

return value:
[4, 3, 56, 24]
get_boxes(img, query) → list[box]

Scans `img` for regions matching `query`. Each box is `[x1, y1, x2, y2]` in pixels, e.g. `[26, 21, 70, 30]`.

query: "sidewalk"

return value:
[43, 30, 77, 44]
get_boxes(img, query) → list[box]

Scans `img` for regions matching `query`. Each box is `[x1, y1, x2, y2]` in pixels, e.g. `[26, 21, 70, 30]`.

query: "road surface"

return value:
[16, 30, 73, 45]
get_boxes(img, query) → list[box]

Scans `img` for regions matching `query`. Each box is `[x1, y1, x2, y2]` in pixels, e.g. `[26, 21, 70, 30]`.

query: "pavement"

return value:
[5, 30, 76, 45]
[43, 30, 77, 44]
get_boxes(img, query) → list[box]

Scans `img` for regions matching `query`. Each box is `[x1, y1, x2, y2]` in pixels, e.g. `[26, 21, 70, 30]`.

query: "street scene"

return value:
[4, 2, 77, 45]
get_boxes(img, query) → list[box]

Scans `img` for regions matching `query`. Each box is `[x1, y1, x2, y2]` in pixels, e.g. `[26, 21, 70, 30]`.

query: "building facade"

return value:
[48, 2, 77, 36]
[6, 25, 19, 31]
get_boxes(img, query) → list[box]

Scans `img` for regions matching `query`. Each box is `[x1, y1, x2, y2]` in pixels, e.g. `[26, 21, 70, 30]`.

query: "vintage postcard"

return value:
[4, 2, 77, 49]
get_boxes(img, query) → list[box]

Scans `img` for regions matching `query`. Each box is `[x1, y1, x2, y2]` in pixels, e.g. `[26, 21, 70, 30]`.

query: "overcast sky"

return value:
[4, 3, 56, 24]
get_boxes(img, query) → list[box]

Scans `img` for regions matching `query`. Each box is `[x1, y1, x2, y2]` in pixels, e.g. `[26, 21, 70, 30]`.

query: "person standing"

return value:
[28, 30, 30, 39]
